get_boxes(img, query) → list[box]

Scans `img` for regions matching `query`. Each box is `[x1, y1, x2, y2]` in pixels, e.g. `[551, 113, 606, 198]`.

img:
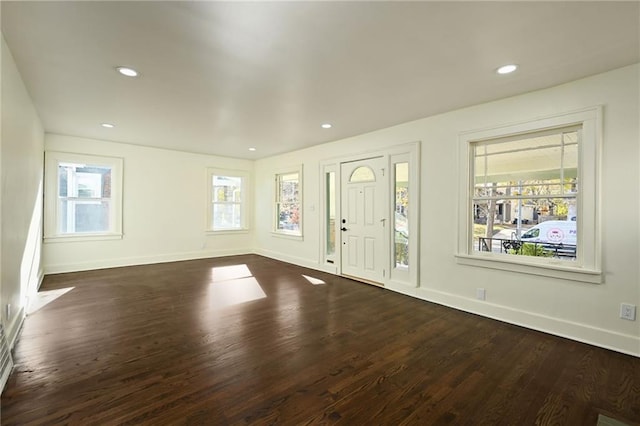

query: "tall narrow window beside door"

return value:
[394, 162, 409, 268]
[326, 171, 336, 256]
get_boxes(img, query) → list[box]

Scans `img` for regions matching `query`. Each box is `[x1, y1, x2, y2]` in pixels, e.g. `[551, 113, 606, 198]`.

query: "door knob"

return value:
[341, 227, 348, 231]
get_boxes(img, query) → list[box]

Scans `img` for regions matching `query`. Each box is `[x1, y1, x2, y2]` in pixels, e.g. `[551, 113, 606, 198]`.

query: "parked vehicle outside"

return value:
[519, 220, 576, 246]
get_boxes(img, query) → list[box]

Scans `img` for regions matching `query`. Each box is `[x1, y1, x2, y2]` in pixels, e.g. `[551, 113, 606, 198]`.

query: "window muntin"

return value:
[45, 152, 123, 240]
[275, 170, 302, 235]
[472, 128, 579, 260]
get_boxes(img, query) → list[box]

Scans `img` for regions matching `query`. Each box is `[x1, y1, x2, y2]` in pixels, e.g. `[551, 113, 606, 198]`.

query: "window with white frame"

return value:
[208, 169, 248, 231]
[274, 168, 302, 236]
[45, 152, 123, 240]
[457, 107, 602, 283]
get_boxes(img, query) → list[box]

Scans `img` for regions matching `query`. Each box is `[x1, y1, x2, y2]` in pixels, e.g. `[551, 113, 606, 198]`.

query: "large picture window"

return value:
[472, 127, 579, 260]
[208, 169, 248, 231]
[274, 168, 302, 236]
[45, 152, 123, 240]
[457, 107, 602, 283]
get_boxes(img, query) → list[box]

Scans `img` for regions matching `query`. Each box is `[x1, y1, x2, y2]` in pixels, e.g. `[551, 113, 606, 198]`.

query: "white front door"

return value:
[340, 157, 387, 284]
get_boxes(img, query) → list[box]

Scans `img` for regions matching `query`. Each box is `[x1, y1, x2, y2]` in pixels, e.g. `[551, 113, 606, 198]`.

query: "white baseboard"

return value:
[6, 306, 25, 350]
[43, 248, 254, 274]
[37, 269, 45, 290]
[412, 287, 640, 358]
[253, 249, 334, 274]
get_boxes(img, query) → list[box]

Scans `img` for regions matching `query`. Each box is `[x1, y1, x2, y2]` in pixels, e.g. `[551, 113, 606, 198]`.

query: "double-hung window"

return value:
[207, 169, 248, 232]
[45, 152, 123, 240]
[274, 168, 302, 236]
[457, 107, 602, 282]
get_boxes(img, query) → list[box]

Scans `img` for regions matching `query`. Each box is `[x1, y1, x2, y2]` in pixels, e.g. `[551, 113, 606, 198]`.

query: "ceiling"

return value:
[2, 1, 639, 160]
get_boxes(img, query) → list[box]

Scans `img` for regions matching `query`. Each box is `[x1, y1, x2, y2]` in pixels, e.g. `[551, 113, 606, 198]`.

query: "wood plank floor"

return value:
[2, 254, 639, 425]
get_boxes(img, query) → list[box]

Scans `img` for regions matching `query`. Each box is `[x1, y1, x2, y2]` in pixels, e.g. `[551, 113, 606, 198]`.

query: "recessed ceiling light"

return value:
[321, 123, 332, 129]
[248, 147, 256, 152]
[101, 123, 115, 128]
[497, 64, 518, 75]
[116, 66, 139, 77]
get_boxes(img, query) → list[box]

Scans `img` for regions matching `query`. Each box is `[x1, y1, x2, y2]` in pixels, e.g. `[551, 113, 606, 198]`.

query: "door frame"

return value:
[319, 141, 421, 289]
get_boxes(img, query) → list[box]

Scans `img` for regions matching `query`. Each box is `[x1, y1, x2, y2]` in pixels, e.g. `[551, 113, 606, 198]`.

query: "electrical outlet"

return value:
[620, 303, 636, 321]
[5, 304, 10, 319]
[476, 288, 486, 301]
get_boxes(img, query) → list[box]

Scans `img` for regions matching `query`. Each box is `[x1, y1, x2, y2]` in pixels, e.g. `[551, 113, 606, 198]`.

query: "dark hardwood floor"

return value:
[2, 254, 639, 425]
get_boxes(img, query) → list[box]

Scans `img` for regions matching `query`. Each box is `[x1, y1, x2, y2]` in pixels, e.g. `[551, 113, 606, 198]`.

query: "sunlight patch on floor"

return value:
[207, 264, 266, 308]
[27, 287, 75, 314]
[302, 275, 325, 285]
[207, 277, 266, 308]
[210, 264, 252, 282]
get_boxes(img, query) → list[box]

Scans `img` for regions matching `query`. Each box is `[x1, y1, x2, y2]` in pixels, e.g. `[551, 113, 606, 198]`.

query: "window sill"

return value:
[44, 233, 123, 243]
[205, 229, 250, 236]
[455, 253, 602, 284]
[271, 231, 303, 241]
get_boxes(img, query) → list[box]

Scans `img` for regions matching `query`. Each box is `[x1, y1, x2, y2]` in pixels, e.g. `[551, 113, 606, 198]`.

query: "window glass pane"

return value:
[349, 166, 375, 182]
[213, 175, 242, 202]
[278, 173, 299, 203]
[58, 200, 110, 233]
[213, 203, 241, 229]
[275, 170, 302, 235]
[472, 128, 579, 261]
[326, 172, 335, 256]
[278, 203, 300, 231]
[58, 164, 111, 198]
[395, 163, 409, 268]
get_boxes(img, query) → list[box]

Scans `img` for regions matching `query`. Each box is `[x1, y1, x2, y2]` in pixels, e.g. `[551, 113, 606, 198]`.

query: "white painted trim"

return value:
[319, 141, 421, 288]
[43, 248, 253, 274]
[44, 151, 124, 239]
[37, 269, 45, 290]
[254, 248, 331, 275]
[455, 254, 602, 283]
[456, 106, 602, 281]
[206, 167, 251, 232]
[6, 306, 25, 350]
[411, 286, 639, 357]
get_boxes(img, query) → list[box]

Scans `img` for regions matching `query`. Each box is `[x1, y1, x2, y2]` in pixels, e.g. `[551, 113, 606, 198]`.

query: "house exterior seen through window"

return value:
[58, 163, 112, 233]
[457, 107, 601, 282]
[275, 170, 302, 235]
[45, 152, 123, 240]
[208, 169, 248, 232]
[211, 175, 243, 230]
[472, 127, 580, 260]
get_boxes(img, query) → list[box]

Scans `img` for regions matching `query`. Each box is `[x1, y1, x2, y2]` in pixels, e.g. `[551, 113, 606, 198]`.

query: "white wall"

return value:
[255, 64, 640, 356]
[1, 36, 45, 346]
[43, 134, 254, 273]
